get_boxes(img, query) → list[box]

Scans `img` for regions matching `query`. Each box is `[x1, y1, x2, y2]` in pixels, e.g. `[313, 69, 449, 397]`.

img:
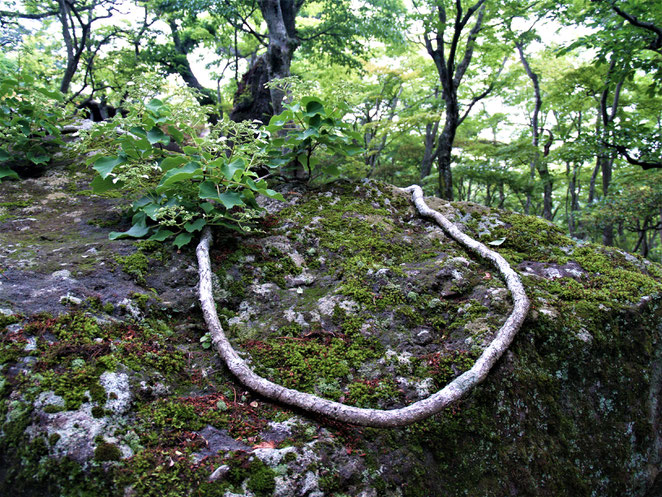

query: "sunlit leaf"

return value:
[157, 162, 202, 189]
[93, 155, 126, 179]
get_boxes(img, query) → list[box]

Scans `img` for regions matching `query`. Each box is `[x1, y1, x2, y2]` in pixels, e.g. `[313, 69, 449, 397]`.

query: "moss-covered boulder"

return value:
[1, 173, 661, 496]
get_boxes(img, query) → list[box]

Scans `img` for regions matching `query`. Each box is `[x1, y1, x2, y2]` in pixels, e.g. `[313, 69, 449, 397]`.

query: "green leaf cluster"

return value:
[0, 62, 66, 181]
[265, 96, 363, 181]
[89, 95, 284, 248]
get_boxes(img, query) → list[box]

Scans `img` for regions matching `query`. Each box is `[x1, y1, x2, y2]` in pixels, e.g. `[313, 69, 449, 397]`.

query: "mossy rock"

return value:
[1, 177, 662, 496]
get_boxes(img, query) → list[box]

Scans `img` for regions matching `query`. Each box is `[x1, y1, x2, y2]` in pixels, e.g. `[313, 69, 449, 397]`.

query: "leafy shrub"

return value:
[88, 89, 363, 246]
[265, 96, 363, 181]
[87, 92, 284, 248]
[0, 62, 66, 181]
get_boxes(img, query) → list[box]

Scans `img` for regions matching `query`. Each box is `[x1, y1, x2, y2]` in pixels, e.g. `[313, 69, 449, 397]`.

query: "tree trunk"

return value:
[437, 129, 455, 200]
[498, 181, 506, 209]
[597, 60, 623, 246]
[568, 163, 581, 237]
[230, 1, 300, 123]
[601, 155, 615, 245]
[260, 0, 294, 114]
[516, 41, 553, 221]
[58, 0, 88, 94]
[230, 55, 273, 123]
[436, 95, 459, 200]
[423, 1, 488, 201]
[420, 120, 440, 180]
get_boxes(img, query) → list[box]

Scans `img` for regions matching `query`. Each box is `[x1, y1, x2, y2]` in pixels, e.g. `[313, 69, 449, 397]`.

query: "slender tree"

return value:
[417, 0, 506, 200]
[0, 0, 120, 93]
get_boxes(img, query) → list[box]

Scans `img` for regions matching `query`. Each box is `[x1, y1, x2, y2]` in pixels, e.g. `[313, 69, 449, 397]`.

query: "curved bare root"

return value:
[196, 185, 530, 427]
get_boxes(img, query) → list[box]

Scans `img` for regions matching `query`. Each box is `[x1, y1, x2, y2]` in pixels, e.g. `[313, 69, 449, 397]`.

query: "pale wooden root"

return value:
[196, 186, 530, 427]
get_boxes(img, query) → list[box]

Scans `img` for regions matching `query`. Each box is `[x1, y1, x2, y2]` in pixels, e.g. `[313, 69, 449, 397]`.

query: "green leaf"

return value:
[157, 162, 202, 189]
[343, 145, 363, 157]
[302, 97, 325, 116]
[147, 127, 170, 145]
[200, 202, 214, 214]
[133, 197, 154, 209]
[198, 180, 219, 200]
[90, 174, 122, 193]
[218, 191, 244, 210]
[167, 125, 185, 144]
[184, 218, 206, 232]
[142, 203, 161, 220]
[129, 126, 147, 138]
[149, 228, 176, 241]
[267, 111, 293, 128]
[93, 155, 126, 179]
[220, 157, 245, 181]
[27, 151, 50, 165]
[323, 163, 340, 177]
[488, 237, 506, 246]
[173, 232, 193, 248]
[108, 222, 150, 240]
[298, 127, 320, 140]
[261, 189, 285, 201]
[0, 149, 10, 161]
[146, 98, 164, 113]
[159, 156, 188, 171]
[0, 165, 20, 181]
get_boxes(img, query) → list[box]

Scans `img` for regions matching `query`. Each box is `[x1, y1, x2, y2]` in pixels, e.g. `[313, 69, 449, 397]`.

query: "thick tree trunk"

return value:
[58, 0, 88, 94]
[596, 60, 623, 246]
[230, 1, 300, 123]
[260, 0, 296, 115]
[423, 1, 487, 202]
[437, 107, 458, 200]
[230, 55, 273, 123]
[588, 160, 600, 204]
[437, 141, 454, 200]
[567, 163, 581, 237]
[601, 155, 615, 245]
[498, 181, 506, 209]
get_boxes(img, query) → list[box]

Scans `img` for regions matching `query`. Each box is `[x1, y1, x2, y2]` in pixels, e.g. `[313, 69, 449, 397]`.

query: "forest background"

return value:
[1, 0, 661, 260]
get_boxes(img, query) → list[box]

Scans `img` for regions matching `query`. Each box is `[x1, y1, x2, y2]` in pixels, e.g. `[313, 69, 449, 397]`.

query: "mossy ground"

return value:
[212, 181, 509, 408]
[1, 175, 662, 496]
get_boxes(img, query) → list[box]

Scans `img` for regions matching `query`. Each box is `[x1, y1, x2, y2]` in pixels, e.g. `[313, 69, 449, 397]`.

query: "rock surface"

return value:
[1, 166, 662, 496]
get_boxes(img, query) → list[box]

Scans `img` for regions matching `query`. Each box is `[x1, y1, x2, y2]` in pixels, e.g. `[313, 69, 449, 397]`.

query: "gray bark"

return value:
[516, 41, 553, 221]
[424, 0, 488, 200]
[258, 0, 300, 114]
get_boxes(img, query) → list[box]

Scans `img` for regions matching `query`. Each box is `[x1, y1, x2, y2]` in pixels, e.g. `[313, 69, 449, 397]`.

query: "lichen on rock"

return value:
[1, 168, 662, 496]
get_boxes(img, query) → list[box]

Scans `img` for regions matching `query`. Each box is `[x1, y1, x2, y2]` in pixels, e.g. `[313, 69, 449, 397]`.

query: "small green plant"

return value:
[265, 96, 363, 181]
[88, 91, 364, 247]
[199, 333, 212, 349]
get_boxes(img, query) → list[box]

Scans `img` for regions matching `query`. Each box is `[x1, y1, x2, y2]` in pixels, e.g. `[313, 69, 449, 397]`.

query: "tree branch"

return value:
[453, 1, 486, 87]
[610, 2, 662, 53]
[605, 142, 662, 170]
[196, 186, 530, 427]
[459, 55, 506, 125]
